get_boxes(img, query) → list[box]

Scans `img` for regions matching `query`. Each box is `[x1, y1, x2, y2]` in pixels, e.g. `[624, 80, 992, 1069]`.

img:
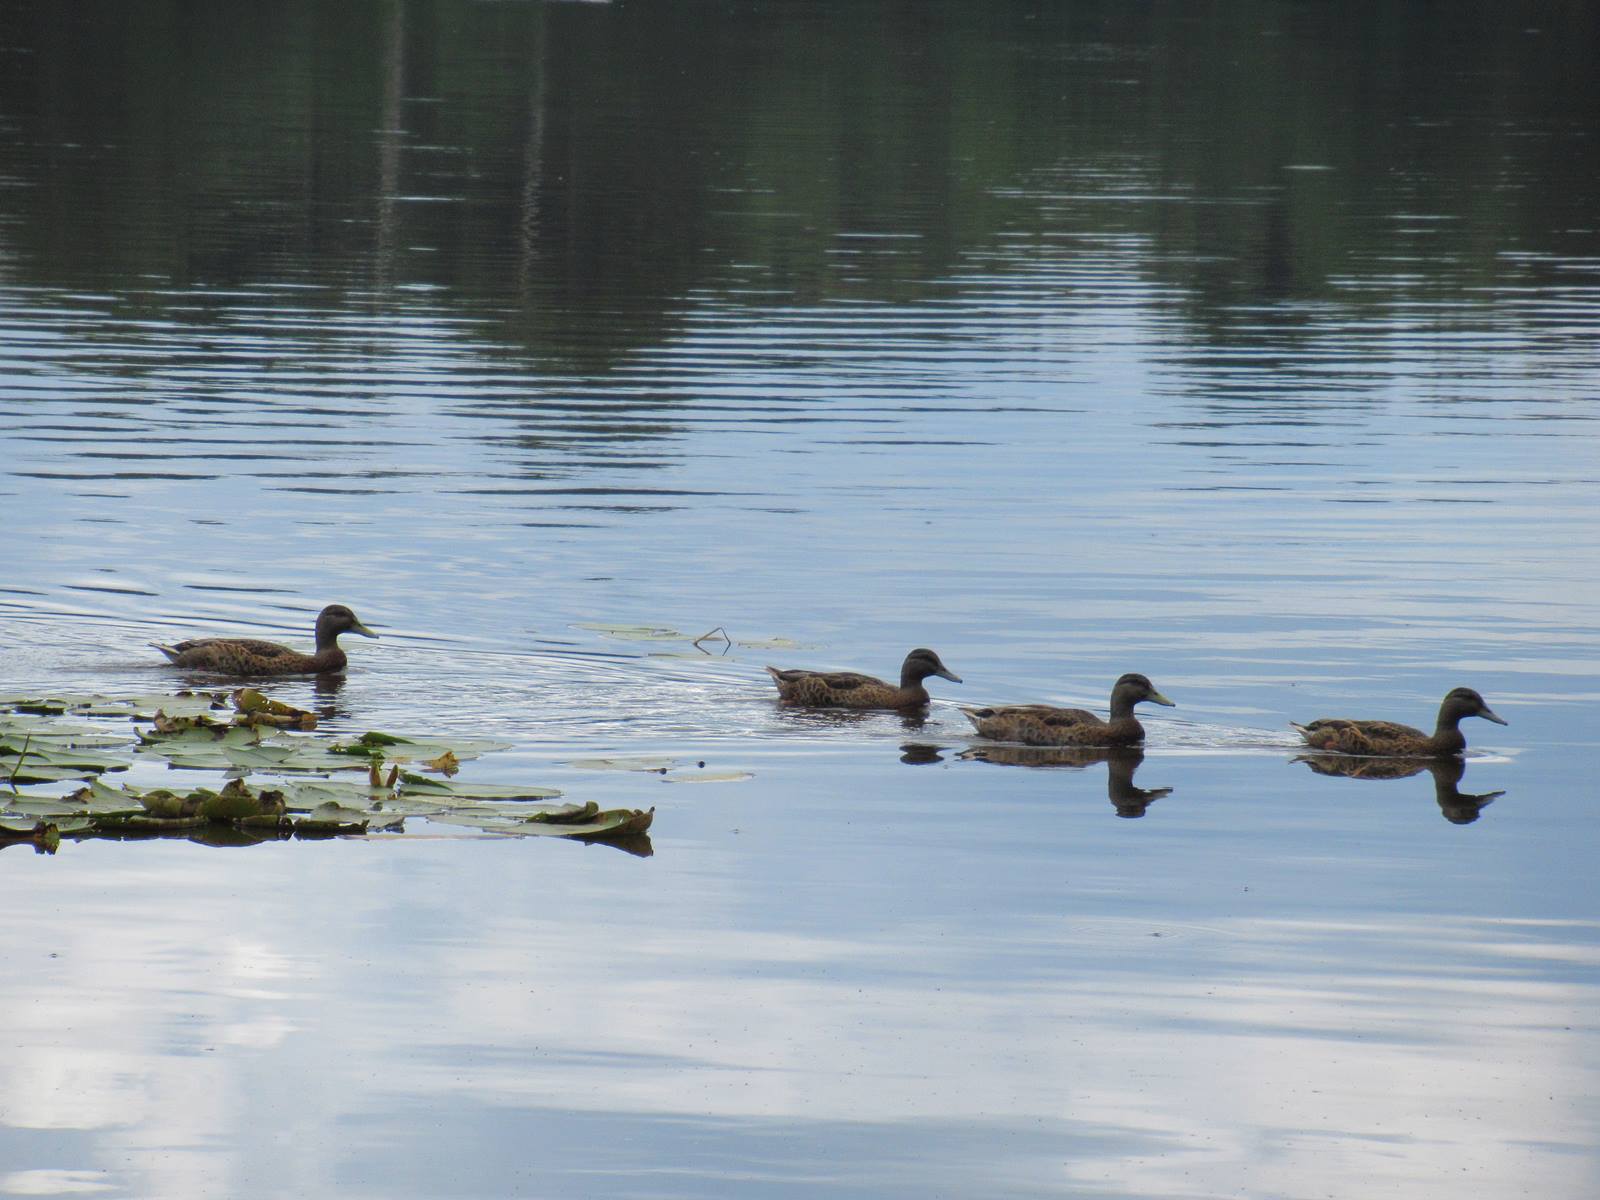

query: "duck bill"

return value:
[1480, 706, 1507, 726]
[350, 621, 379, 640]
[1149, 691, 1176, 707]
[935, 669, 962, 683]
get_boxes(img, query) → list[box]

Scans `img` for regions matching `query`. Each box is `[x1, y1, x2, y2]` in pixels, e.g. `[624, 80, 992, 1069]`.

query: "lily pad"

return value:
[573, 622, 686, 642]
[400, 779, 564, 802]
[426, 805, 652, 842]
[661, 770, 753, 784]
[329, 732, 512, 762]
[294, 801, 371, 835]
[0, 689, 657, 850]
[567, 755, 677, 773]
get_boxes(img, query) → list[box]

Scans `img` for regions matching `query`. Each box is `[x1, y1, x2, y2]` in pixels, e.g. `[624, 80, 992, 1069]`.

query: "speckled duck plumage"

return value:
[1291, 687, 1506, 757]
[765, 648, 961, 709]
[962, 673, 1175, 747]
[151, 604, 378, 676]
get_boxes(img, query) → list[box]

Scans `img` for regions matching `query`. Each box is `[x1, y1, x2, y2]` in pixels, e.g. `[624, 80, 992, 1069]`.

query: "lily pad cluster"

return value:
[0, 690, 652, 854]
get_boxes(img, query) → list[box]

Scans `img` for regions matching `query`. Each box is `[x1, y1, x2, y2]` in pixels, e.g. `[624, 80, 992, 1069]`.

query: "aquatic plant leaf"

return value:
[0, 714, 130, 748]
[1, 690, 656, 848]
[66, 780, 147, 815]
[78, 692, 229, 720]
[573, 622, 685, 641]
[567, 756, 677, 773]
[140, 790, 203, 819]
[266, 780, 396, 811]
[2, 797, 88, 819]
[306, 801, 372, 824]
[230, 688, 317, 729]
[198, 780, 286, 822]
[151, 711, 227, 735]
[661, 770, 753, 784]
[293, 802, 371, 834]
[369, 794, 456, 817]
[428, 805, 654, 841]
[0, 759, 110, 784]
[521, 801, 601, 824]
[730, 635, 805, 650]
[223, 742, 368, 772]
[137, 744, 238, 770]
[400, 780, 564, 802]
[330, 733, 510, 761]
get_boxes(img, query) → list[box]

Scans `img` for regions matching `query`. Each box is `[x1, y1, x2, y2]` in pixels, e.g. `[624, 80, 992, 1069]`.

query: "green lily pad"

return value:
[294, 801, 371, 835]
[661, 770, 753, 784]
[329, 732, 511, 761]
[2, 796, 86, 819]
[401, 779, 564, 802]
[573, 622, 685, 641]
[0, 689, 658, 849]
[567, 756, 677, 773]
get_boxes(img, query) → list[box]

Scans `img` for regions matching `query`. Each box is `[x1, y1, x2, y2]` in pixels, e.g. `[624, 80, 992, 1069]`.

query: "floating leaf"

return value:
[573, 622, 684, 641]
[230, 688, 317, 729]
[0, 689, 655, 849]
[401, 779, 563, 802]
[330, 732, 510, 762]
[567, 756, 677, 773]
[199, 780, 286, 822]
[662, 770, 753, 784]
[424, 750, 460, 776]
[2, 796, 88, 819]
[294, 802, 370, 835]
[731, 635, 805, 650]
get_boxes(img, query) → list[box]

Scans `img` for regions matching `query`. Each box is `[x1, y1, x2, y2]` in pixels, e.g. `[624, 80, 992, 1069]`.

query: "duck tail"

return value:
[959, 706, 990, 725]
[149, 642, 182, 663]
[1288, 721, 1311, 738]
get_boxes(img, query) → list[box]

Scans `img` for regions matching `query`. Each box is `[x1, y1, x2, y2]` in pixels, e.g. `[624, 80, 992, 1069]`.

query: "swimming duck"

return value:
[765, 648, 961, 709]
[151, 604, 378, 676]
[1290, 687, 1506, 757]
[961, 673, 1175, 746]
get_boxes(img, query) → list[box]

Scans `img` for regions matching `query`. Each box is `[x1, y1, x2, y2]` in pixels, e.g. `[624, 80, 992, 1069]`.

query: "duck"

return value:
[1290, 687, 1506, 757]
[961, 673, 1175, 746]
[765, 648, 961, 709]
[151, 604, 378, 676]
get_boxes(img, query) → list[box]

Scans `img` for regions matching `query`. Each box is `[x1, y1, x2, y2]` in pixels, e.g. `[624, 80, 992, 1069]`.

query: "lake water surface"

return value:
[3, 3, 1599, 1197]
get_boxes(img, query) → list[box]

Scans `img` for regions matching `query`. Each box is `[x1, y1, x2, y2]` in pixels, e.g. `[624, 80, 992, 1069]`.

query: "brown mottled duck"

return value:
[151, 604, 378, 676]
[1291, 687, 1506, 757]
[765, 648, 961, 709]
[961, 673, 1175, 747]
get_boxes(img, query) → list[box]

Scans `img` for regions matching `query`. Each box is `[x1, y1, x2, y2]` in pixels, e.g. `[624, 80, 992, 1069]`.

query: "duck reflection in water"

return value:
[958, 745, 1173, 818]
[1295, 754, 1505, 825]
[312, 670, 346, 708]
[774, 705, 931, 735]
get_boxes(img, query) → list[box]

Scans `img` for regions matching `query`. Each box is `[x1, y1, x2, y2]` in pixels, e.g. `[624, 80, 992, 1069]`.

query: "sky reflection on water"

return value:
[3, 1, 1600, 1196]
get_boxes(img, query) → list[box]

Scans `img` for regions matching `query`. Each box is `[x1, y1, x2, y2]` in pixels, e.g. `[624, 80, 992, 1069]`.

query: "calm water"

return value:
[3, 3, 1600, 1197]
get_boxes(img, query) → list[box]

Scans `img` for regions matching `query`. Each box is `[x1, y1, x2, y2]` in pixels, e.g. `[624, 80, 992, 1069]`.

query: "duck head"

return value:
[1112, 673, 1175, 709]
[1439, 687, 1507, 728]
[901, 648, 962, 687]
[316, 604, 379, 648]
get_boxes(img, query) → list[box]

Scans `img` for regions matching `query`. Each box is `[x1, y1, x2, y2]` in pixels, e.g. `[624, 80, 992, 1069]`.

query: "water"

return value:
[3, 3, 1599, 1196]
